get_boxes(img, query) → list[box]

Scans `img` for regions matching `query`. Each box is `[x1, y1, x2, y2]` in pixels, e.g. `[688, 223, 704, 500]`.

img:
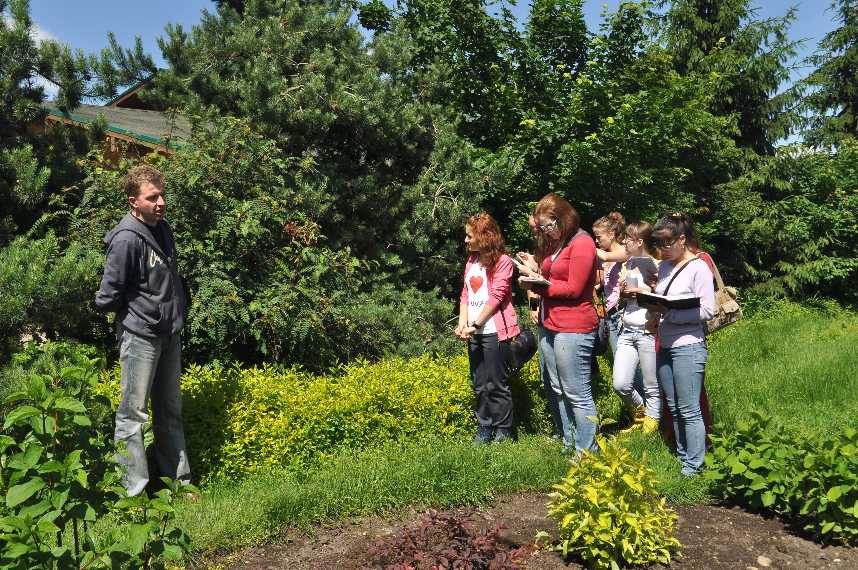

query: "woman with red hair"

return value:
[455, 213, 521, 444]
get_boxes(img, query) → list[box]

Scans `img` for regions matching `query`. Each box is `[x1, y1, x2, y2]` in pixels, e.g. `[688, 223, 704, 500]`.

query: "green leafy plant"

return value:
[0, 356, 195, 568]
[706, 410, 858, 544]
[541, 422, 680, 569]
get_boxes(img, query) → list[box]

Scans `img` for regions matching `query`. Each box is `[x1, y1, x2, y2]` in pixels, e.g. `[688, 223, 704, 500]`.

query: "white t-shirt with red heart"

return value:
[465, 261, 498, 335]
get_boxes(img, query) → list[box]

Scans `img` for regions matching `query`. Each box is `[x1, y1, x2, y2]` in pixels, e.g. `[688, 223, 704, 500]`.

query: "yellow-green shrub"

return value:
[544, 432, 680, 569]
[99, 352, 552, 481]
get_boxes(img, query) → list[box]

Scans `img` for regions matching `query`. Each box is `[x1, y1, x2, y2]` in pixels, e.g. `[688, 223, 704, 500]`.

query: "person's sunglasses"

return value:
[654, 237, 681, 249]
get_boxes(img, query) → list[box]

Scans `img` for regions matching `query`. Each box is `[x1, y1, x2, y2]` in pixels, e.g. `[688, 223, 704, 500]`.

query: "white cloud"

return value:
[3, 13, 61, 100]
[2, 12, 58, 44]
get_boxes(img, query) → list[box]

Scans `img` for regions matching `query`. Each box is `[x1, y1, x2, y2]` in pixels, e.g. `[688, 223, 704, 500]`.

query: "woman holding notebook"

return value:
[517, 194, 599, 456]
[641, 213, 715, 475]
[613, 222, 661, 434]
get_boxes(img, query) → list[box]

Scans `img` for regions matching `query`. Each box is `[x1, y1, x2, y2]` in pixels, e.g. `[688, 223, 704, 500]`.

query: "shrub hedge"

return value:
[706, 411, 858, 545]
[100, 351, 554, 481]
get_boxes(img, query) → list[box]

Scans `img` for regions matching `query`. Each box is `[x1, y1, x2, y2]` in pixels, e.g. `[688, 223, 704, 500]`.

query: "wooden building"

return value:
[39, 78, 191, 162]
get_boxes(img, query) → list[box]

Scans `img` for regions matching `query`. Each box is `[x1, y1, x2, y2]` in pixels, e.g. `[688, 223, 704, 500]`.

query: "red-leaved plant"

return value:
[366, 509, 531, 569]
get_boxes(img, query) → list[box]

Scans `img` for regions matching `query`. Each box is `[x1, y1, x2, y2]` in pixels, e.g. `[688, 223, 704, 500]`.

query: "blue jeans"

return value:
[613, 328, 660, 419]
[539, 329, 598, 454]
[538, 327, 562, 438]
[608, 309, 643, 387]
[607, 309, 622, 355]
[115, 327, 191, 496]
[657, 341, 708, 475]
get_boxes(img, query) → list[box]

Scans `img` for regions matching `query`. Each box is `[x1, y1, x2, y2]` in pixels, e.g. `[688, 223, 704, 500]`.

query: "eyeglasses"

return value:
[623, 235, 640, 243]
[538, 219, 558, 233]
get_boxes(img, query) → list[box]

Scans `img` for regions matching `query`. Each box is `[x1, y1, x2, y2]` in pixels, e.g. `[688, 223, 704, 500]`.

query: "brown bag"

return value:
[705, 261, 742, 334]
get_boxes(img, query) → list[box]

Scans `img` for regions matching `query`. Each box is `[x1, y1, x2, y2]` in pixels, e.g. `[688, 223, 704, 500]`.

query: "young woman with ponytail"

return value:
[646, 213, 715, 475]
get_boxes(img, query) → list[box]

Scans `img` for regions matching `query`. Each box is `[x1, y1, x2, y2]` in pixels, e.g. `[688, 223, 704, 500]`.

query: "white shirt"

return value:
[465, 261, 497, 335]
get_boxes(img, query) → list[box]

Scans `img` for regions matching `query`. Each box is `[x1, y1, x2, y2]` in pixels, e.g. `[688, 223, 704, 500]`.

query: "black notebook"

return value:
[635, 291, 700, 310]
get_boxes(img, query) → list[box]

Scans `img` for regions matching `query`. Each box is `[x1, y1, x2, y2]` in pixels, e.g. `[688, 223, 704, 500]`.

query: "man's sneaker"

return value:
[473, 426, 493, 445]
[493, 428, 513, 443]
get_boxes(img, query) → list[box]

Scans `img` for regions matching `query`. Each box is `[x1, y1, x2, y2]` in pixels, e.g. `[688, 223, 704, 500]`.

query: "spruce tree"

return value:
[658, 0, 801, 154]
[804, 0, 858, 146]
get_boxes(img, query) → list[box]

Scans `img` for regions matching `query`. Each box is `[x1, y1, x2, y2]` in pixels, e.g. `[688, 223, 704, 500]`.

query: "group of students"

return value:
[455, 193, 716, 476]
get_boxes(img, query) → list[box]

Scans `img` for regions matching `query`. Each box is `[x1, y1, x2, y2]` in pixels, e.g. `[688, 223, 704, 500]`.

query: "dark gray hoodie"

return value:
[95, 213, 187, 338]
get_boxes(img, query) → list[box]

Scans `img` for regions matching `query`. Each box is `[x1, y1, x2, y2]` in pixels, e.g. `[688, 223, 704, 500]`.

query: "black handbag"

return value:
[506, 328, 537, 373]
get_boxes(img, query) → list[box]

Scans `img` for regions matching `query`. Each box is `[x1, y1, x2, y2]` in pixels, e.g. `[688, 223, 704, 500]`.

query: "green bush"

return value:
[0, 341, 112, 429]
[0, 234, 104, 360]
[0, 354, 194, 568]
[542, 429, 680, 569]
[706, 411, 858, 545]
[66, 119, 462, 371]
[99, 352, 552, 481]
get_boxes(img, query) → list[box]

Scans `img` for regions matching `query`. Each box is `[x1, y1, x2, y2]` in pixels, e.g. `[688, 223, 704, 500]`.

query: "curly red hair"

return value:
[466, 212, 507, 272]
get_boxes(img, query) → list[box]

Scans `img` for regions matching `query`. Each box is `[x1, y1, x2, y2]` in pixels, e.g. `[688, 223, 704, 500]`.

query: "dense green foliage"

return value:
[543, 429, 680, 569]
[97, 352, 551, 481]
[803, 0, 858, 147]
[0, 351, 194, 568]
[0, 235, 104, 360]
[1, 0, 857, 364]
[658, 0, 801, 154]
[706, 412, 858, 545]
[0, 0, 98, 245]
[61, 117, 460, 368]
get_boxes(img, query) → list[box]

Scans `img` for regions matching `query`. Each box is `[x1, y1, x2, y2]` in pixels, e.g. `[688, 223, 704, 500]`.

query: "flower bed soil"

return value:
[222, 492, 858, 569]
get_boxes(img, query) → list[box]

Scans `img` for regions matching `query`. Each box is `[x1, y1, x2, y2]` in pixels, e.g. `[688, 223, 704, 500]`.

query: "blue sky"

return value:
[26, 0, 838, 96]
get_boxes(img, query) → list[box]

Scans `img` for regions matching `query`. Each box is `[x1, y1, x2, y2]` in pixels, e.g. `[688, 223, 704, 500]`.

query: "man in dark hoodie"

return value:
[95, 164, 190, 496]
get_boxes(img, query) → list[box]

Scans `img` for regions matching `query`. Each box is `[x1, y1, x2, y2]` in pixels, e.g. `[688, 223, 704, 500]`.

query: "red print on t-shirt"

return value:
[469, 275, 484, 292]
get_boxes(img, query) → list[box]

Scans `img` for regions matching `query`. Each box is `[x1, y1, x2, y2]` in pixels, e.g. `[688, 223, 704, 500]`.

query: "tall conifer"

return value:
[804, 0, 858, 146]
[658, 0, 800, 154]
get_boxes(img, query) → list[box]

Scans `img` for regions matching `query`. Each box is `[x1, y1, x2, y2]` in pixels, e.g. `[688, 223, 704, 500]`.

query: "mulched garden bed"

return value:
[222, 492, 857, 569]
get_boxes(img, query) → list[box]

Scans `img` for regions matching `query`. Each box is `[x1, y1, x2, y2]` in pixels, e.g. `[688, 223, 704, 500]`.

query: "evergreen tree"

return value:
[657, 0, 801, 154]
[0, 0, 94, 244]
[803, 0, 858, 146]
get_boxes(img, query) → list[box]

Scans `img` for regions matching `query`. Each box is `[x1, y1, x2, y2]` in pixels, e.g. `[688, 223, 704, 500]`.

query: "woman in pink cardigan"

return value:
[455, 213, 521, 444]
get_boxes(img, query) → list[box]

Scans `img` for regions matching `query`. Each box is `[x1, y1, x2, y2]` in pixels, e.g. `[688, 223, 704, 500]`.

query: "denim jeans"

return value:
[607, 309, 622, 355]
[613, 328, 660, 419]
[537, 327, 563, 438]
[539, 329, 598, 454]
[657, 341, 708, 475]
[115, 327, 191, 496]
[468, 333, 514, 430]
[607, 309, 643, 387]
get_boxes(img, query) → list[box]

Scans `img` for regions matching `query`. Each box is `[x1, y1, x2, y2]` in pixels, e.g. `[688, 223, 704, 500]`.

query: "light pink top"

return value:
[601, 261, 622, 311]
[655, 257, 715, 348]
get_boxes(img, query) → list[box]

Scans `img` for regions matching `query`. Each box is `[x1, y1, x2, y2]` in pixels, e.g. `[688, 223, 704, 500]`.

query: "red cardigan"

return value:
[534, 232, 599, 333]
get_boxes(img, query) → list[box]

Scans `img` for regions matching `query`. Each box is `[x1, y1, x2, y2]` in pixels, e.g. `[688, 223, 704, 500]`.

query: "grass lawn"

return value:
[125, 301, 858, 562]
